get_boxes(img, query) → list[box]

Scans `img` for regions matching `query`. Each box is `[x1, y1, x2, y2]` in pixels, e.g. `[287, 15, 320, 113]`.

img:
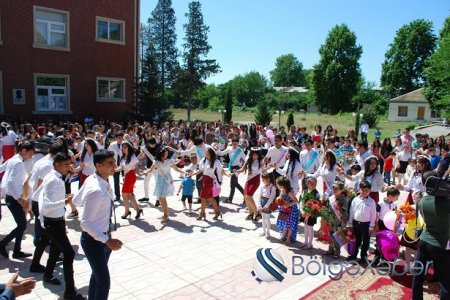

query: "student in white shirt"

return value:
[257, 173, 276, 238]
[304, 150, 340, 197]
[76, 138, 98, 188]
[273, 148, 303, 195]
[299, 138, 320, 191]
[33, 152, 86, 300]
[107, 131, 123, 202]
[0, 141, 34, 259]
[115, 142, 142, 220]
[346, 181, 377, 263]
[264, 135, 288, 181]
[73, 149, 123, 300]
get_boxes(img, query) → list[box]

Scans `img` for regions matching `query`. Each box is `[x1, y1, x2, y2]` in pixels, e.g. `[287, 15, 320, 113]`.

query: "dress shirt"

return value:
[218, 146, 246, 166]
[73, 173, 113, 243]
[300, 149, 320, 173]
[245, 160, 266, 181]
[356, 151, 372, 170]
[351, 171, 384, 192]
[259, 183, 276, 210]
[396, 150, 411, 163]
[348, 195, 377, 229]
[121, 155, 138, 174]
[277, 160, 302, 194]
[180, 144, 212, 161]
[360, 123, 369, 134]
[33, 169, 66, 222]
[266, 145, 288, 167]
[377, 199, 397, 221]
[108, 141, 122, 167]
[0, 130, 17, 146]
[403, 173, 426, 195]
[0, 154, 27, 199]
[81, 152, 96, 176]
[199, 158, 223, 183]
[309, 163, 339, 195]
[28, 154, 54, 201]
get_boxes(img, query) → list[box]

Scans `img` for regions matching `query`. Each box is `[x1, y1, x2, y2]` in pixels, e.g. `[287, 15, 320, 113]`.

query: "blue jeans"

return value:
[1, 195, 27, 253]
[81, 232, 112, 300]
[383, 171, 391, 185]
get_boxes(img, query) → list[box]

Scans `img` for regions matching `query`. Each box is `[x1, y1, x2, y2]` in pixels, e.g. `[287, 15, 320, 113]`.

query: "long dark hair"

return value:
[155, 146, 168, 162]
[414, 156, 431, 177]
[81, 138, 98, 162]
[363, 156, 379, 178]
[243, 147, 263, 174]
[325, 150, 336, 171]
[121, 142, 134, 164]
[287, 148, 300, 178]
[206, 148, 217, 168]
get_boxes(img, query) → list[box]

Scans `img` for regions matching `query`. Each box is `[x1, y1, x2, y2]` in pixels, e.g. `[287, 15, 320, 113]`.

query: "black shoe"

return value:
[64, 291, 87, 300]
[155, 200, 160, 207]
[0, 244, 8, 258]
[12, 251, 32, 259]
[43, 276, 61, 285]
[29, 264, 46, 273]
[345, 256, 357, 262]
[114, 198, 121, 203]
[358, 257, 368, 266]
[138, 197, 149, 202]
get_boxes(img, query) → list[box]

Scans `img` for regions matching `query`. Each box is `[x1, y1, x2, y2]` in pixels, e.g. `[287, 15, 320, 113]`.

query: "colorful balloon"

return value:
[376, 230, 400, 261]
[405, 217, 424, 240]
[383, 211, 405, 231]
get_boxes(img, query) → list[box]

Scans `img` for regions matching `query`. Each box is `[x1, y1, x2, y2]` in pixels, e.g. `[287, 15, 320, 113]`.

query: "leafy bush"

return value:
[360, 106, 380, 128]
[286, 112, 295, 128]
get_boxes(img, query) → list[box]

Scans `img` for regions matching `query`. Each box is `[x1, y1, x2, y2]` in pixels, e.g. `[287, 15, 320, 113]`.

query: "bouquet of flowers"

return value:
[396, 201, 416, 222]
[268, 196, 291, 214]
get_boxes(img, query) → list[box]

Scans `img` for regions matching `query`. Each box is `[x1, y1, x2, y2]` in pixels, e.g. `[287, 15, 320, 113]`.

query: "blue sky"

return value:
[140, 0, 450, 87]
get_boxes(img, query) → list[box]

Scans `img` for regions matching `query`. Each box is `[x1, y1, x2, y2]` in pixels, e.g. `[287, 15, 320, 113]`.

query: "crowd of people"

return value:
[0, 117, 449, 299]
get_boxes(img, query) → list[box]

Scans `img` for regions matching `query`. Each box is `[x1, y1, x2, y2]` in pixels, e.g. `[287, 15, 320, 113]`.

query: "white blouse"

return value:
[310, 163, 339, 195]
[246, 160, 266, 181]
[403, 173, 425, 195]
[121, 155, 138, 174]
[351, 170, 384, 192]
[82, 152, 96, 176]
[199, 158, 223, 183]
[277, 160, 302, 194]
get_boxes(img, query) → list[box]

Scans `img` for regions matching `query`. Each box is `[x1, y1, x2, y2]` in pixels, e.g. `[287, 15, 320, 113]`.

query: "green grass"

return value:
[170, 108, 419, 141]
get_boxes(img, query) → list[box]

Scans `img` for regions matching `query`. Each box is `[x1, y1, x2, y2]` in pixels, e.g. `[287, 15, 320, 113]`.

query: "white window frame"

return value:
[95, 16, 125, 45]
[33, 6, 70, 51]
[398, 106, 408, 117]
[96, 77, 126, 102]
[34, 73, 71, 114]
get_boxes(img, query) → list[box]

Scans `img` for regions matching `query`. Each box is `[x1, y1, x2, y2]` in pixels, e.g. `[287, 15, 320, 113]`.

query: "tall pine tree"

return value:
[148, 0, 178, 96]
[224, 84, 233, 123]
[180, 1, 220, 121]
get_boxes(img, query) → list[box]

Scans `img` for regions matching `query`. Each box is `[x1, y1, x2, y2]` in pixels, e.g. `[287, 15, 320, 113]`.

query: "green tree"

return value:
[423, 16, 450, 117]
[148, 0, 179, 97]
[254, 100, 273, 126]
[311, 24, 362, 114]
[180, 1, 220, 121]
[231, 71, 267, 107]
[134, 42, 173, 122]
[286, 112, 294, 128]
[224, 84, 233, 122]
[270, 54, 306, 87]
[381, 19, 437, 98]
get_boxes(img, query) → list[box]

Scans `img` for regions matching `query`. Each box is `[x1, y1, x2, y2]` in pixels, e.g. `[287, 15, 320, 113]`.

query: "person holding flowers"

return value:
[299, 177, 321, 249]
[274, 176, 300, 245]
[323, 181, 349, 258]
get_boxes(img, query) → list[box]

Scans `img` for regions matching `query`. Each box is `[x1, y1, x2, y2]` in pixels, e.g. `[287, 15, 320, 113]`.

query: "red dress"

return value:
[201, 175, 214, 198]
[122, 171, 137, 193]
[244, 175, 260, 197]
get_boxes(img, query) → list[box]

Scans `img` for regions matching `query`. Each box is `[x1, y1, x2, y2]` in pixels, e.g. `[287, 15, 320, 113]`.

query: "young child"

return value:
[346, 181, 377, 264]
[300, 177, 321, 249]
[275, 176, 300, 246]
[403, 157, 417, 186]
[325, 181, 349, 259]
[428, 148, 440, 170]
[377, 186, 400, 231]
[257, 173, 276, 238]
[383, 152, 395, 185]
[176, 170, 196, 213]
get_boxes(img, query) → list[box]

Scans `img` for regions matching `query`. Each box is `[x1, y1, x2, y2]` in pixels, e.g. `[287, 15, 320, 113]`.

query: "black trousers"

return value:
[43, 218, 76, 294]
[229, 166, 244, 202]
[352, 220, 370, 258]
[412, 240, 450, 300]
[196, 173, 203, 198]
[113, 171, 121, 200]
[272, 169, 283, 197]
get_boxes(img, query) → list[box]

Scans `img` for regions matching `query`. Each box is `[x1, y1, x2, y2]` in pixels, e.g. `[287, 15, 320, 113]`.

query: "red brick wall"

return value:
[0, 0, 138, 120]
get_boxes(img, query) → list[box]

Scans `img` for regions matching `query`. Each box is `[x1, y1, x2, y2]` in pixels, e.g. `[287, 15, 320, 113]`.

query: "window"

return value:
[398, 106, 408, 117]
[97, 77, 125, 101]
[431, 109, 440, 118]
[96, 17, 125, 44]
[35, 74, 69, 112]
[34, 6, 70, 50]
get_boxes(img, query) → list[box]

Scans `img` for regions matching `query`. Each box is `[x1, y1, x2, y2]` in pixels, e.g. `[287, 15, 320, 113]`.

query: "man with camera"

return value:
[412, 171, 450, 300]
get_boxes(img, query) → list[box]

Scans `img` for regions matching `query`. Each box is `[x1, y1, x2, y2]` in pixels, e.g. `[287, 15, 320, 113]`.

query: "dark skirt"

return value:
[244, 175, 260, 197]
[200, 175, 214, 199]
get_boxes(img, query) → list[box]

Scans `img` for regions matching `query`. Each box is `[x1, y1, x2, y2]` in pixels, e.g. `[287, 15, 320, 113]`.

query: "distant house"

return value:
[388, 88, 441, 122]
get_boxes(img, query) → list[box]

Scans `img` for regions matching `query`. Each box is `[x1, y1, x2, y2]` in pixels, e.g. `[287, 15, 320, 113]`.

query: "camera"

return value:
[425, 176, 450, 198]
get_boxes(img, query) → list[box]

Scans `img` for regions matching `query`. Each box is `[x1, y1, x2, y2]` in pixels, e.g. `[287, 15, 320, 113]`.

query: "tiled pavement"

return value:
[0, 170, 411, 299]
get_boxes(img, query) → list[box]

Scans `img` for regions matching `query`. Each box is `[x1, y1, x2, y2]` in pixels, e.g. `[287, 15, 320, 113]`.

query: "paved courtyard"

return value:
[0, 170, 411, 299]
